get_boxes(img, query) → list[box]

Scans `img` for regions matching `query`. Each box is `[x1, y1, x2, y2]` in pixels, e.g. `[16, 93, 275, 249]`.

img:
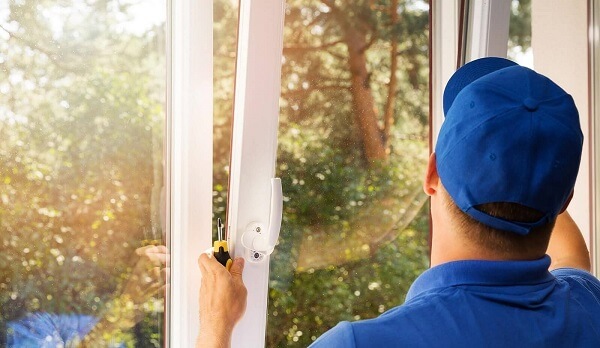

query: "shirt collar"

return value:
[406, 255, 554, 301]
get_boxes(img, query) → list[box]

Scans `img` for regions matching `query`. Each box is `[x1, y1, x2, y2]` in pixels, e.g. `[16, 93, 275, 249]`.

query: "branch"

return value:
[283, 40, 344, 55]
[320, 0, 336, 11]
[359, 34, 378, 53]
[281, 83, 351, 98]
[0, 24, 84, 74]
[323, 49, 347, 61]
[314, 83, 352, 90]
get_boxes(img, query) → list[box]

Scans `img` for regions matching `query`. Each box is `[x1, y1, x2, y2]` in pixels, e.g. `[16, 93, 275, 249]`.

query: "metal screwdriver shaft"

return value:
[217, 218, 224, 241]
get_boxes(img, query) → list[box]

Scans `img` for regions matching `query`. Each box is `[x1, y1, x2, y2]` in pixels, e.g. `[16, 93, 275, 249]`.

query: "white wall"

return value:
[532, 0, 592, 248]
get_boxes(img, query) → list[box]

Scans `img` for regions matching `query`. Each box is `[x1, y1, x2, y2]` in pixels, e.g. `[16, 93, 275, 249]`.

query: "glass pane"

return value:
[213, 0, 238, 230]
[508, 0, 532, 67]
[268, 1, 430, 346]
[0, 0, 168, 346]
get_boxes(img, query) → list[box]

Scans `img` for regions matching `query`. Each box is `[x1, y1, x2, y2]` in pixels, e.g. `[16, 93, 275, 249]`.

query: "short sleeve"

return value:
[551, 268, 600, 300]
[308, 321, 357, 348]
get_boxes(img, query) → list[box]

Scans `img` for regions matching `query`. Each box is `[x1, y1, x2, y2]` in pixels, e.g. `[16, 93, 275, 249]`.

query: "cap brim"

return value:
[443, 57, 518, 115]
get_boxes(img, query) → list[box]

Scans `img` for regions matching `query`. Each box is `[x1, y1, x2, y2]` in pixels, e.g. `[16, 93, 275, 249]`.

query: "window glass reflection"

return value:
[0, 0, 167, 346]
[269, 1, 430, 346]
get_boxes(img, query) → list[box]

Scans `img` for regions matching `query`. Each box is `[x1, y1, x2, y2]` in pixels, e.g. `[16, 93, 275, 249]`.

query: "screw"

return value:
[256, 226, 261, 233]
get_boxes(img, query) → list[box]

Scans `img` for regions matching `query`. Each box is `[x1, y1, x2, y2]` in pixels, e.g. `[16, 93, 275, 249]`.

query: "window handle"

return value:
[241, 178, 283, 261]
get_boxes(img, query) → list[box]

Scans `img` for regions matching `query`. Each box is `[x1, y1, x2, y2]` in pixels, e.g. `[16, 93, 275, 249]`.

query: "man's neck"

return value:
[430, 225, 544, 267]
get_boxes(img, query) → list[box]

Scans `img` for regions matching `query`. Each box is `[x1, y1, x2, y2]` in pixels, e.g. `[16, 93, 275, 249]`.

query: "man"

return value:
[197, 57, 600, 347]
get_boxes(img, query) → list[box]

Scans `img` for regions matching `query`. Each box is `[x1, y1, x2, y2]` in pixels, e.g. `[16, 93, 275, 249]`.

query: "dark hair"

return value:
[443, 189, 555, 258]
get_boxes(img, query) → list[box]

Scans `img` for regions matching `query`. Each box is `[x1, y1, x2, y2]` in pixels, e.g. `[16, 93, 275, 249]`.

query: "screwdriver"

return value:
[213, 218, 232, 271]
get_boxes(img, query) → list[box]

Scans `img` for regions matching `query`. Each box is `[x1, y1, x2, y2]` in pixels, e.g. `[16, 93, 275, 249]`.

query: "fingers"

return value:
[151, 266, 161, 280]
[161, 266, 170, 281]
[199, 254, 245, 278]
[135, 245, 157, 256]
[135, 245, 170, 268]
[229, 258, 245, 280]
[198, 253, 216, 276]
[199, 252, 221, 271]
[153, 245, 168, 253]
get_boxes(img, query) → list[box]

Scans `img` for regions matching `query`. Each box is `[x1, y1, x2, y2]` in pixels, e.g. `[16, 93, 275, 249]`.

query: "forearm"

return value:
[196, 325, 233, 348]
[547, 211, 591, 271]
[197, 255, 246, 348]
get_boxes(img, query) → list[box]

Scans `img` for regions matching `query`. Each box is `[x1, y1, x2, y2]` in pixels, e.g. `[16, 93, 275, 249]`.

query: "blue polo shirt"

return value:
[310, 256, 600, 347]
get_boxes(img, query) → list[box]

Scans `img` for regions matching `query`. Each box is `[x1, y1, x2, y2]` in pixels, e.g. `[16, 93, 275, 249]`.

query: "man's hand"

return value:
[197, 253, 247, 348]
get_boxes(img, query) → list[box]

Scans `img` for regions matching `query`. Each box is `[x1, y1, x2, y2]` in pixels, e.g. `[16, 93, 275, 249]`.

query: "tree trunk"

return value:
[344, 26, 388, 163]
[383, 0, 399, 148]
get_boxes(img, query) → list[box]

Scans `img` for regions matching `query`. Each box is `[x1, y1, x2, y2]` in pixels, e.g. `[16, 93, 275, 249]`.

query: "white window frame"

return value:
[167, 0, 284, 347]
[169, 0, 285, 345]
[432, 0, 510, 152]
[226, 1, 286, 347]
[431, 0, 462, 144]
[431, 0, 511, 150]
[168, 0, 213, 345]
[463, 0, 511, 62]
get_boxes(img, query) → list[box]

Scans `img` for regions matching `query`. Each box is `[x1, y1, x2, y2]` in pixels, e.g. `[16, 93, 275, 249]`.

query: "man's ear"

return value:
[423, 153, 439, 196]
[559, 191, 574, 214]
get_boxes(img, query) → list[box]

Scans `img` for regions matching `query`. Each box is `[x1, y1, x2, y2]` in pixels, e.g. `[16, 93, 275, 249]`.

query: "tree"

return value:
[275, 0, 429, 269]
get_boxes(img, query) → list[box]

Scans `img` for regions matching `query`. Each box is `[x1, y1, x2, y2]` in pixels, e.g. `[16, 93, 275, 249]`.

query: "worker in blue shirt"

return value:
[197, 57, 600, 347]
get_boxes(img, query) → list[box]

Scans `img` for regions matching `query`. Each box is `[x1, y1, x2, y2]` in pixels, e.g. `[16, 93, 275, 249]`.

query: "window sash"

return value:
[226, 1, 286, 347]
[168, 0, 213, 345]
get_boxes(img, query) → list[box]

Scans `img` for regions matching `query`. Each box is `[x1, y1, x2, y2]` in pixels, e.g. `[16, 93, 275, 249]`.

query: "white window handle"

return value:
[241, 178, 283, 260]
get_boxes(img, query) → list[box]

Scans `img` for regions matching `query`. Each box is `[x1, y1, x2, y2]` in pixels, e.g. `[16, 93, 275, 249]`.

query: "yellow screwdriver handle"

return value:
[213, 240, 232, 271]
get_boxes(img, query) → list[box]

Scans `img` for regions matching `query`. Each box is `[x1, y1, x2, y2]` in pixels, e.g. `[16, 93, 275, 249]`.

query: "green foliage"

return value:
[266, 206, 430, 347]
[509, 0, 532, 51]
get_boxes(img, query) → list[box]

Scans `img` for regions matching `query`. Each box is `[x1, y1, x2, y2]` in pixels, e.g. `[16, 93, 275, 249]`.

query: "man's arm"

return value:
[197, 253, 247, 348]
[547, 211, 591, 271]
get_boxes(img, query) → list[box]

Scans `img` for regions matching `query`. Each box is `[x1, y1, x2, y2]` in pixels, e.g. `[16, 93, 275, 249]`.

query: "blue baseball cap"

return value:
[436, 57, 583, 235]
